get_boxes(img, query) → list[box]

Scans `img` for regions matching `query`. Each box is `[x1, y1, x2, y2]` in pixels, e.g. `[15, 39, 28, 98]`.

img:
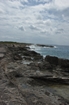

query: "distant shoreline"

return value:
[0, 41, 54, 48]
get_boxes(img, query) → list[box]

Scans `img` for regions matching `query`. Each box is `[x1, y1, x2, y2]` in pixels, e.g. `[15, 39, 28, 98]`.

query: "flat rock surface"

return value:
[0, 47, 6, 53]
[0, 54, 5, 58]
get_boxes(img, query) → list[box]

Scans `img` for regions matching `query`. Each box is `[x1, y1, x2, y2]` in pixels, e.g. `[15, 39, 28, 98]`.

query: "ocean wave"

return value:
[29, 45, 36, 50]
[43, 46, 51, 48]
[28, 44, 57, 50]
[54, 46, 57, 48]
[28, 44, 41, 51]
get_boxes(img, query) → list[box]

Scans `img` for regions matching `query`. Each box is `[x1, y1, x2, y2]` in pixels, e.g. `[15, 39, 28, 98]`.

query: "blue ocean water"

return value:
[29, 45, 69, 59]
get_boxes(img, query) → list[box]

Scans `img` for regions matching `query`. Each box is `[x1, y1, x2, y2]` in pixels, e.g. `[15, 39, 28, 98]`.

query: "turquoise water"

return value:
[29, 45, 69, 59]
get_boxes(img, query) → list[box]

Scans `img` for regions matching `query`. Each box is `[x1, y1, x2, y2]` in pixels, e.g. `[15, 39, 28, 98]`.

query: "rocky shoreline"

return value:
[0, 42, 69, 105]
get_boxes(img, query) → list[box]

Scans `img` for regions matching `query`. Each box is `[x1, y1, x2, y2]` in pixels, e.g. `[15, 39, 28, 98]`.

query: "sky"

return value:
[0, 0, 69, 45]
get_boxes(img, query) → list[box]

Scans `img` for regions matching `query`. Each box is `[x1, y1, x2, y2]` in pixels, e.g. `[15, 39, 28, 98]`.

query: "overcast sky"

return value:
[0, 0, 69, 45]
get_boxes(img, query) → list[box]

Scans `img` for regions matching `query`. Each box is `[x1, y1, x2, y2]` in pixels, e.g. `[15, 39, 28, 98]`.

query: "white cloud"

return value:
[54, 0, 69, 10]
[0, 0, 69, 45]
[0, 8, 5, 13]
[44, 19, 52, 26]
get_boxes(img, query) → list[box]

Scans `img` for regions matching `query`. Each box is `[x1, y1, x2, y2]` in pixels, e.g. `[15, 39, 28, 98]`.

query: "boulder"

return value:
[45, 55, 58, 66]
[58, 59, 69, 68]
[45, 55, 69, 67]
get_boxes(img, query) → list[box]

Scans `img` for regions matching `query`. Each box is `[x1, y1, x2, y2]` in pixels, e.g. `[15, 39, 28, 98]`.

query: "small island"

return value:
[36, 44, 54, 48]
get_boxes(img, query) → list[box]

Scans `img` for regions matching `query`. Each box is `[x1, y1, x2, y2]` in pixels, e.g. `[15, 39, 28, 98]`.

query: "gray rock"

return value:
[0, 54, 5, 58]
[0, 102, 6, 105]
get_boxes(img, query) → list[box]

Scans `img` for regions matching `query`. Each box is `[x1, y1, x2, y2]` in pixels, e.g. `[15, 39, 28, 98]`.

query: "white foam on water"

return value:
[29, 45, 36, 50]
[28, 44, 41, 51]
[43, 55, 46, 58]
[54, 46, 57, 48]
[43, 47, 51, 48]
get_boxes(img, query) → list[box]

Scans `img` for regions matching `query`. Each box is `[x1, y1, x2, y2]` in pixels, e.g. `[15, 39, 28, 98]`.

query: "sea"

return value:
[29, 44, 69, 60]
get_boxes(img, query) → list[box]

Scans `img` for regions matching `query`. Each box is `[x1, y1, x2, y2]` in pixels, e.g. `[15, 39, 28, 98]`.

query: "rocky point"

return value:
[0, 42, 69, 105]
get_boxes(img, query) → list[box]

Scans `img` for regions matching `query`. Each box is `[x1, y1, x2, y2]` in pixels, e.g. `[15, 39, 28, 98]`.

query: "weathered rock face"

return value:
[45, 55, 69, 70]
[58, 59, 69, 68]
[8, 46, 43, 61]
[22, 50, 43, 60]
[45, 55, 58, 66]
